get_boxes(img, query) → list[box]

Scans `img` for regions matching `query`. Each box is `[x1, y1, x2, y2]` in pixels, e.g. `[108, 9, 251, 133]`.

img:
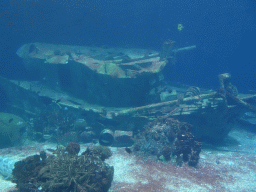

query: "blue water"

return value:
[0, 0, 255, 91]
[1, 2, 256, 191]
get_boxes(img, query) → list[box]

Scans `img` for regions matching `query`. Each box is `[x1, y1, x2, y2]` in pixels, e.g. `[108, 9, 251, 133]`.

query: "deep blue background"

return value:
[0, 0, 255, 92]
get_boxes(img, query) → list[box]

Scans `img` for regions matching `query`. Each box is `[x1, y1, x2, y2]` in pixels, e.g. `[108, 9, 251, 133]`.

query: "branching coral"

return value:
[12, 143, 114, 192]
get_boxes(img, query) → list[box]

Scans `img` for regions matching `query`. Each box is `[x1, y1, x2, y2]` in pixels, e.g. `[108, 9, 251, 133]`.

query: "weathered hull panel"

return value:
[16, 43, 166, 107]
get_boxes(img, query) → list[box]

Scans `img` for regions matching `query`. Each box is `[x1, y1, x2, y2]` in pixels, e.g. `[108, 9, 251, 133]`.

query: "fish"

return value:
[125, 147, 132, 154]
[8, 118, 13, 123]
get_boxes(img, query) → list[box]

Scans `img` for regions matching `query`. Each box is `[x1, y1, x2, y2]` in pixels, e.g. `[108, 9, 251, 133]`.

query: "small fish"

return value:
[125, 147, 132, 154]
[9, 118, 14, 123]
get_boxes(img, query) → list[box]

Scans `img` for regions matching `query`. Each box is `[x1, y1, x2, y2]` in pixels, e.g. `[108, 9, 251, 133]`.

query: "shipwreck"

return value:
[0, 41, 254, 147]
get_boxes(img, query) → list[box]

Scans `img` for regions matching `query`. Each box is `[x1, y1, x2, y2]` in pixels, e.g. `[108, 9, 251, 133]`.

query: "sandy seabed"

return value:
[1, 127, 256, 192]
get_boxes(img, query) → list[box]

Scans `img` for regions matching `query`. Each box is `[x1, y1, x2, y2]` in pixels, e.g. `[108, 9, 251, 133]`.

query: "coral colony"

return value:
[12, 143, 114, 192]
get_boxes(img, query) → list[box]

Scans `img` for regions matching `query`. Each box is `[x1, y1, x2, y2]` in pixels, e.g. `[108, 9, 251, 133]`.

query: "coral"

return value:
[174, 127, 201, 166]
[133, 118, 201, 167]
[66, 142, 80, 156]
[162, 145, 174, 160]
[12, 151, 47, 191]
[188, 141, 201, 166]
[81, 145, 112, 161]
[40, 149, 113, 192]
[12, 144, 114, 192]
[133, 121, 170, 158]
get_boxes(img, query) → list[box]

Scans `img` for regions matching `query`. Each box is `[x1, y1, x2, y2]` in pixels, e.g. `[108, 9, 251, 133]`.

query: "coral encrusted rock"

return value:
[133, 118, 201, 167]
[12, 144, 114, 192]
